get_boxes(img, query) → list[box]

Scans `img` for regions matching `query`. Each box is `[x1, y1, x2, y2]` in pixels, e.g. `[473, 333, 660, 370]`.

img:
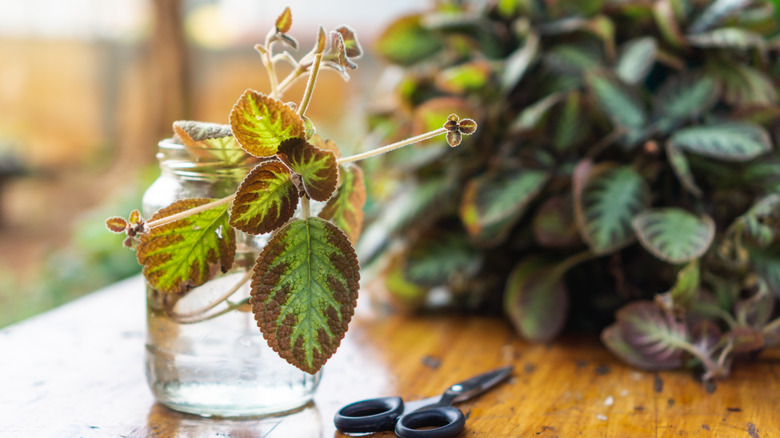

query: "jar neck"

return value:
[157, 138, 257, 182]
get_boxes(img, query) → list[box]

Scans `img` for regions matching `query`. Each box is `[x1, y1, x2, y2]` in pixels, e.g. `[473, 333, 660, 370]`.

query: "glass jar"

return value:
[142, 139, 321, 417]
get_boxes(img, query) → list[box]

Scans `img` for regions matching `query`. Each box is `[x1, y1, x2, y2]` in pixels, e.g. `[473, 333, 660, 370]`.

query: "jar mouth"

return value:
[157, 138, 259, 180]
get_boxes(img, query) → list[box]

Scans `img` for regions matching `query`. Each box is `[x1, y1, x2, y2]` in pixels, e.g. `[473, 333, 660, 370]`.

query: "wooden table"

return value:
[1, 275, 778, 437]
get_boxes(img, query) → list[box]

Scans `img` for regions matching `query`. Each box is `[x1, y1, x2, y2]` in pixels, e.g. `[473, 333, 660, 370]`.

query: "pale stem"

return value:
[301, 196, 311, 219]
[278, 63, 308, 95]
[261, 36, 281, 99]
[168, 270, 253, 319]
[144, 194, 236, 230]
[172, 298, 250, 325]
[337, 127, 449, 164]
[298, 53, 323, 117]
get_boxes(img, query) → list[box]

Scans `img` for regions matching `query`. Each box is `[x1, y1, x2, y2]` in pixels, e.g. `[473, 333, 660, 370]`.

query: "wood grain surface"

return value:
[1, 275, 778, 437]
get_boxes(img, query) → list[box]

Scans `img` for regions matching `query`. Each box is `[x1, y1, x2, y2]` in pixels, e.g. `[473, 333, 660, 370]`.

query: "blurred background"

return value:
[0, 0, 421, 327]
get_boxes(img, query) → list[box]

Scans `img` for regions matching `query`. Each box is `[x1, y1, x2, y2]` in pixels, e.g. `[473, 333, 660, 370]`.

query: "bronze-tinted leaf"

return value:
[251, 218, 360, 373]
[277, 137, 339, 202]
[275, 6, 292, 33]
[309, 134, 342, 159]
[333, 25, 362, 59]
[318, 164, 366, 243]
[230, 90, 305, 157]
[229, 160, 298, 235]
[105, 217, 127, 233]
[137, 199, 236, 294]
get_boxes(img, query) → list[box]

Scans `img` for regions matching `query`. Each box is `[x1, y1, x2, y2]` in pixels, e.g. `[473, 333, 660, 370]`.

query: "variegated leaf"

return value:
[277, 137, 339, 202]
[137, 199, 236, 294]
[229, 160, 298, 234]
[318, 164, 366, 243]
[230, 90, 305, 157]
[251, 218, 360, 374]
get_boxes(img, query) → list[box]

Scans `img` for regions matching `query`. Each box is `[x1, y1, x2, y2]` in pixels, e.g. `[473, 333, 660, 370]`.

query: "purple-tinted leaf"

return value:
[727, 326, 764, 354]
[601, 301, 688, 370]
[105, 217, 127, 233]
[504, 258, 568, 343]
[691, 320, 722, 355]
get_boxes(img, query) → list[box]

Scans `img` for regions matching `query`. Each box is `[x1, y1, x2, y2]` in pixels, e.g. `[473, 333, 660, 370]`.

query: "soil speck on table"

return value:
[594, 364, 611, 375]
[747, 422, 759, 438]
[654, 374, 664, 393]
[701, 424, 710, 431]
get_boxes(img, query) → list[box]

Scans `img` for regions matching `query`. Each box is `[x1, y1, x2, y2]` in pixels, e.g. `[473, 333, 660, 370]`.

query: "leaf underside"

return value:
[277, 137, 339, 202]
[229, 160, 299, 235]
[230, 90, 305, 158]
[601, 301, 687, 370]
[318, 164, 366, 243]
[251, 217, 360, 374]
[137, 199, 236, 294]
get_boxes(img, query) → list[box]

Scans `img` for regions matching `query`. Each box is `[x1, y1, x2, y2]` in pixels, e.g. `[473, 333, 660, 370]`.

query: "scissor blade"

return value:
[450, 365, 514, 403]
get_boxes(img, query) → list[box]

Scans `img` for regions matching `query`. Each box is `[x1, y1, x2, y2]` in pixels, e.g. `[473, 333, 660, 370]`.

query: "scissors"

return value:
[334, 365, 513, 437]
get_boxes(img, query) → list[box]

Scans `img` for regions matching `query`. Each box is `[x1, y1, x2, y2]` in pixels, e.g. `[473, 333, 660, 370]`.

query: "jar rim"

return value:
[158, 137, 247, 152]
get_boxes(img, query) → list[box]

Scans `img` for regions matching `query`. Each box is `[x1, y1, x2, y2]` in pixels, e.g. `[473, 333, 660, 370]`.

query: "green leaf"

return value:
[460, 169, 549, 243]
[230, 90, 305, 158]
[750, 246, 780, 299]
[501, 33, 539, 92]
[735, 279, 774, 327]
[510, 93, 565, 133]
[229, 160, 298, 235]
[436, 60, 492, 94]
[665, 260, 701, 309]
[669, 122, 772, 162]
[706, 59, 776, 106]
[653, 75, 719, 133]
[251, 217, 360, 374]
[277, 137, 339, 202]
[615, 37, 657, 85]
[552, 91, 589, 151]
[318, 164, 366, 243]
[137, 199, 236, 294]
[544, 43, 601, 75]
[574, 164, 649, 255]
[532, 195, 580, 248]
[405, 233, 480, 286]
[504, 257, 568, 343]
[736, 194, 780, 247]
[376, 14, 442, 66]
[585, 70, 647, 145]
[633, 208, 715, 264]
[601, 301, 688, 370]
[688, 27, 766, 50]
[688, 0, 752, 34]
[653, 0, 686, 48]
[665, 143, 703, 197]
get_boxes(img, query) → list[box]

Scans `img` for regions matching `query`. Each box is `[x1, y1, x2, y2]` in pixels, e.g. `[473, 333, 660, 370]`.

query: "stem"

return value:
[278, 63, 309, 95]
[553, 250, 594, 277]
[298, 53, 322, 117]
[168, 270, 253, 319]
[301, 196, 311, 219]
[261, 33, 281, 99]
[145, 194, 236, 230]
[337, 127, 449, 164]
[172, 298, 251, 325]
[585, 127, 626, 160]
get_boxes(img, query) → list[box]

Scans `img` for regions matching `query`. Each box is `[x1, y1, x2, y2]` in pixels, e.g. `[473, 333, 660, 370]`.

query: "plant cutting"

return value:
[106, 7, 476, 378]
[367, 0, 780, 380]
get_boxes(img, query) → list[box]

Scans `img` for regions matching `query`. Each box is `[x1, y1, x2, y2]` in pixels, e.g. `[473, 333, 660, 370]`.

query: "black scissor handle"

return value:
[334, 396, 404, 434]
[395, 406, 466, 438]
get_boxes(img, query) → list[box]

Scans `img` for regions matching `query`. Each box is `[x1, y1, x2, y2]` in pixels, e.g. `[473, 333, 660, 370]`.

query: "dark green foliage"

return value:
[369, 0, 780, 380]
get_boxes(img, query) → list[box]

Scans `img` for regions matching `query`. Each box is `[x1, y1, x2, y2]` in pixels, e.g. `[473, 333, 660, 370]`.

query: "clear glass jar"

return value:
[142, 139, 321, 417]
